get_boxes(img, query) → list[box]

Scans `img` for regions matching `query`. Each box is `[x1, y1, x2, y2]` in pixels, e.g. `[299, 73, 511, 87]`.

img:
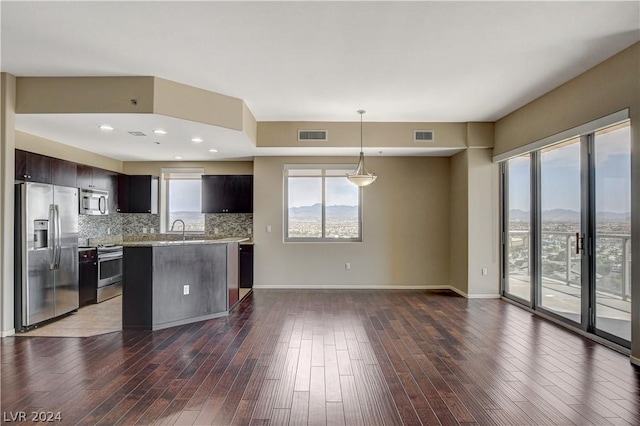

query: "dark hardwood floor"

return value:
[2, 289, 640, 425]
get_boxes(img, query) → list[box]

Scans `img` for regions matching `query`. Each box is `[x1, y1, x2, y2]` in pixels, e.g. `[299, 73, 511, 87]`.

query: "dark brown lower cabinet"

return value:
[239, 244, 253, 288]
[78, 249, 97, 306]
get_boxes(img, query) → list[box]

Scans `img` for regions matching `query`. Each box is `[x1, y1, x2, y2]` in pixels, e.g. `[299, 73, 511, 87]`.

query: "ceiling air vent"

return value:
[414, 130, 434, 142]
[128, 131, 147, 137]
[298, 130, 328, 142]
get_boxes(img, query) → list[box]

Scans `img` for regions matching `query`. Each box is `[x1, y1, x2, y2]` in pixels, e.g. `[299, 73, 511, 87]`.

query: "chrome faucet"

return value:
[170, 219, 186, 242]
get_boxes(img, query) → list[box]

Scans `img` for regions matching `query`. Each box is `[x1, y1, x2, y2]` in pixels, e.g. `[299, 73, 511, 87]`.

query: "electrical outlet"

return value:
[107, 228, 111, 235]
[266, 225, 272, 233]
[142, 227, 147, 234]
[247, 228, 252, 235]
[481, 268, 488, 276]
[345, 262, 351, 270]
[183, 285, 190, 295]
[150, 228, 155, 234]
[214, 228, 219, 234]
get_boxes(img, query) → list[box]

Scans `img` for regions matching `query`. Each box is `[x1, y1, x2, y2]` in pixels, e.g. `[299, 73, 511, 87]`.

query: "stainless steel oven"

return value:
[97, 245, 122, 302]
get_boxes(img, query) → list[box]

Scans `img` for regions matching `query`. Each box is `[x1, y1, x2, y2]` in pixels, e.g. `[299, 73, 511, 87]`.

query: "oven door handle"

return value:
[98, 252, 123, 260]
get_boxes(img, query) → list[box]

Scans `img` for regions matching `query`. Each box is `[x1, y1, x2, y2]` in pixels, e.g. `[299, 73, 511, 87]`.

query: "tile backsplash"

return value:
[79, 213, 252, 244]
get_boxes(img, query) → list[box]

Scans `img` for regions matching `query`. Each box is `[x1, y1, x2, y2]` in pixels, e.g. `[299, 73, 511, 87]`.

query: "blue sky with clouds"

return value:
[509, 125, 630, 214]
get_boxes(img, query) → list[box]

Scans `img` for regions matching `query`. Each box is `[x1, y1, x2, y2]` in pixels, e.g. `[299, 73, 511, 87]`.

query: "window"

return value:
[161, 168, 205, 233]
[284, 165, 362, 242]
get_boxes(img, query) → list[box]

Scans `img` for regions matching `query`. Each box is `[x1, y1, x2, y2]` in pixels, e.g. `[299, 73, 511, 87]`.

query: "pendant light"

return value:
[347, 110, 377, 187]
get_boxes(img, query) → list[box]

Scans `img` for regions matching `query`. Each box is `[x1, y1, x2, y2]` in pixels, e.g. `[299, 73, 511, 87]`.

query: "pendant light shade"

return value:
[347, 110, 377, 187]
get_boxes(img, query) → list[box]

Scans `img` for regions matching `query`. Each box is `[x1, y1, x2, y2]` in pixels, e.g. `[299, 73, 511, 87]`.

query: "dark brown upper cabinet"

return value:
[76, 165, 93, 189]
[51, 158, 77, 187]
[202, 175, 253, 214]
[105, 171, 120, 213]
[15, 149, 51, 184]
[77, 165, 110, 191]
[118, 175, 158, 214]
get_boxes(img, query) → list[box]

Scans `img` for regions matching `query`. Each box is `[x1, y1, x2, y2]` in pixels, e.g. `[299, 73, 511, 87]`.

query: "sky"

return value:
[289, 177, 358, 208]
[169, 180, 201, 212]
[509, 125, 630, 213]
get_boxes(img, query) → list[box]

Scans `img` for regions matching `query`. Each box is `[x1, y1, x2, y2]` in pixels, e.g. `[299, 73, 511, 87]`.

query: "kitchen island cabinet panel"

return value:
[122, 248, 153, 329]
[152, 245, 227, 325]
[123, 241, 240, 330]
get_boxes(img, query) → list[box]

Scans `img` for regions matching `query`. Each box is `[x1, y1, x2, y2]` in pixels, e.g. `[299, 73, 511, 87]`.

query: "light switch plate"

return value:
[183, 285, 189, 295]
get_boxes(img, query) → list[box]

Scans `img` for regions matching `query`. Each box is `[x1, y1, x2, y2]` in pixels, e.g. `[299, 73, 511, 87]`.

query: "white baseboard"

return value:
[253, 284, 445, 290]
[1, 329, 15, 338]
[467, 293, 501, 299]
[252, 284, 498, 299]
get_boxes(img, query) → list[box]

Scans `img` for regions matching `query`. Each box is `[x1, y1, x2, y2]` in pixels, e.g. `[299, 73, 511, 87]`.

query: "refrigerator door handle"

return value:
[49, 204, 56, 269]
[55, 205, 62, 268]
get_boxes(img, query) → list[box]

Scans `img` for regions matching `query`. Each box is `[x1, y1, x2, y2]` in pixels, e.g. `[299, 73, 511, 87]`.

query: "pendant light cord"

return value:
[360, 111, 363, 153]
[358, 109, 365, 154]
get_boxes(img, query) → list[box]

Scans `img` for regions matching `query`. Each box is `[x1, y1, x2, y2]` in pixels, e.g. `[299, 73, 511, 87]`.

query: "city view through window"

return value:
[167, 179, 204, 232]
[506, 123, 631, 342]
[287, 169, 360, 240]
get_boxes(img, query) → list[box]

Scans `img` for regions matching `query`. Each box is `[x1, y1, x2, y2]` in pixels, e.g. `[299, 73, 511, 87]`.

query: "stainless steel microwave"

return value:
[79, 188, 109, 215]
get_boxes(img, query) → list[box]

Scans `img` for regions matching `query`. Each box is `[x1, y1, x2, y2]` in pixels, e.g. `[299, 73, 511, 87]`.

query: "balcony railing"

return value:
[508, 230, 631, 301]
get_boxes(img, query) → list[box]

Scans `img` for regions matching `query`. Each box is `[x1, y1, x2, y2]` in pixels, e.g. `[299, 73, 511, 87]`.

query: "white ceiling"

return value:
[2, 1, 639, 161]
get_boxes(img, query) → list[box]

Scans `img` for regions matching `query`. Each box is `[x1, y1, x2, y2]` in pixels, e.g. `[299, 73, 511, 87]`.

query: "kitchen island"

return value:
[121, 238, 247, 330]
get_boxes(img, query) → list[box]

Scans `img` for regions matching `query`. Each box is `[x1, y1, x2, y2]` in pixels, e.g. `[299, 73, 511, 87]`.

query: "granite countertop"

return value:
[121, 237, 250, 247]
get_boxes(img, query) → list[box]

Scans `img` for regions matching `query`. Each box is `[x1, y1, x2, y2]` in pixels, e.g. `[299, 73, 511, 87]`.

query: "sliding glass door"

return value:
[593, 124, 631, 343]
[539, 138, 583, 324]
[504, 154, 531, 303]
[502, 120, 631, 348]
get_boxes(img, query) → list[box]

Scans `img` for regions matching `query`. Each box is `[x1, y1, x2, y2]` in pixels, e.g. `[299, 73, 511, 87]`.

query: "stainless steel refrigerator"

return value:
[15, 182, 79, 331]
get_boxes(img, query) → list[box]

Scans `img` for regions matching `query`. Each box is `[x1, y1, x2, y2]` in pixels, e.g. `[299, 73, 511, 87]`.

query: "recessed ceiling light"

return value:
[153, 129, 167, 135]
[99, 125, 113, 131]
[174, 156, 183, 159]
[208, 149, 218, 153]
[191, 137, 203, 143]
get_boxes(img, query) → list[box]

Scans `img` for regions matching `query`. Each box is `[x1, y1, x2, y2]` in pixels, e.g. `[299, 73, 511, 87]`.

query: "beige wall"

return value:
[253, 156, 451, 288]
[449, 150, 469, 294]
[123, 161, 253, 176]
[467, 148, 500, 296]
[16, 131, 123, 172]
[467, 122, 494, 148]
[16, 77, 154, 114]
[495, 42, 640, 361]
[1, 73, 16, 336]
[258, 121, 468, 149]
[495, 43, 639, 157]
[153, 77, 244, 131]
